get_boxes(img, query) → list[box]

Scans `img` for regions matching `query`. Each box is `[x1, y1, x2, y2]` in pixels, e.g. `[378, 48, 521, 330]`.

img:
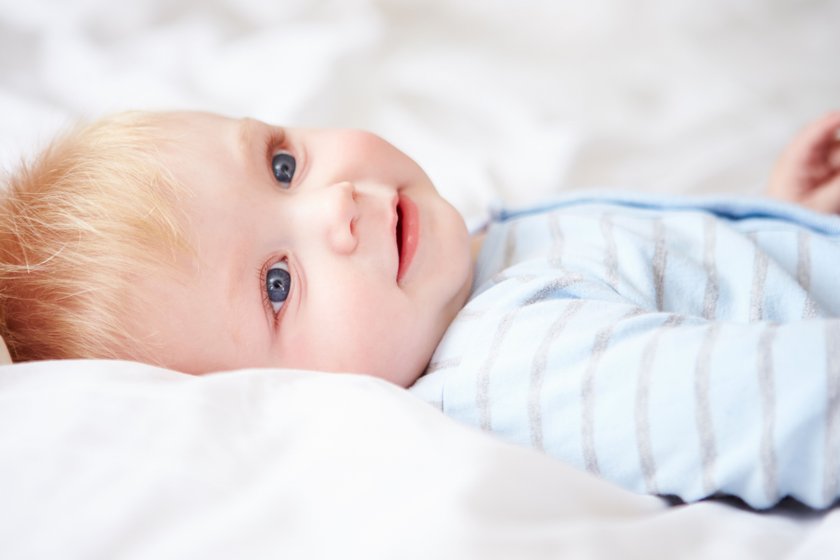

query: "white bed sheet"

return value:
[2, 0, 840, 557]
[0, 360, 835, 559]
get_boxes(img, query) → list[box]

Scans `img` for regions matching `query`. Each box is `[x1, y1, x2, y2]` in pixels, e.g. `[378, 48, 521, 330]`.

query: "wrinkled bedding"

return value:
[0, 360, 833, 559]
[2, 0, 840, 557]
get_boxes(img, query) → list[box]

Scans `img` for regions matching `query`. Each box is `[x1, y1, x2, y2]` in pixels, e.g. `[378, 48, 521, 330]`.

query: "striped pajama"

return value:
[410, 193, 840, 509]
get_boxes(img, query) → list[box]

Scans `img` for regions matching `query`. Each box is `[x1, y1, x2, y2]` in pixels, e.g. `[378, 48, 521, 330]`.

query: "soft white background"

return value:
[2, 1, 840, 558]
[3, 0, 839, 222]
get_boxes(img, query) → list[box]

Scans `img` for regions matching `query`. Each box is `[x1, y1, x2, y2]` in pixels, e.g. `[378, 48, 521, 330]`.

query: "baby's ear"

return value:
[0, 337, 11, 365]
[768, 111, 840, 212]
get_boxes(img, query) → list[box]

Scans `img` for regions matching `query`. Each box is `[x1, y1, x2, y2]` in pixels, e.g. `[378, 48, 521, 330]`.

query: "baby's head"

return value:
[0, 111, 474, 387]
[0, 112, 189, 366]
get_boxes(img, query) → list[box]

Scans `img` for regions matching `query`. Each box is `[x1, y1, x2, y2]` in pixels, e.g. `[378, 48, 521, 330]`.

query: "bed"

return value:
[2, 0, 840, 557]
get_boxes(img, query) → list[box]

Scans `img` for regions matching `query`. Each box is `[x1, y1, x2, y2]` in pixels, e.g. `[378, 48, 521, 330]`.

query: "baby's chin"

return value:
[376, 354, 435, 388]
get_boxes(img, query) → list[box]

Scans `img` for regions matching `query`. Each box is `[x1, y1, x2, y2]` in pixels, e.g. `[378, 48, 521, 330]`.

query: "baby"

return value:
[1, 110, 839, 509]
[0, 112, 476, 387]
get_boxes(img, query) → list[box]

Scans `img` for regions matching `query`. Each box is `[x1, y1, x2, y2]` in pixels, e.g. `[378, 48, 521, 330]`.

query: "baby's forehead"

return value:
[153, 112, 276, 163]
[156, 111, 275, 135]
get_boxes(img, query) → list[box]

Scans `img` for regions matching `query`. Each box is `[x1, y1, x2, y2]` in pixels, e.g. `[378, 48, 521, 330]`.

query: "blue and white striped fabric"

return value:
[410, 192, 840, 509]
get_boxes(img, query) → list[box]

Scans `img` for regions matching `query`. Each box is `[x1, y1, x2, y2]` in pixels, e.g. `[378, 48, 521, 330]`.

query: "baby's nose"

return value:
[323, 181, 359, 254]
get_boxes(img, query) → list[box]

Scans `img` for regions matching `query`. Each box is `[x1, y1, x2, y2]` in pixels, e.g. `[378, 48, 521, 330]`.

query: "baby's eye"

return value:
[266, 260, 291, 313]
[272, 152, 296, 187]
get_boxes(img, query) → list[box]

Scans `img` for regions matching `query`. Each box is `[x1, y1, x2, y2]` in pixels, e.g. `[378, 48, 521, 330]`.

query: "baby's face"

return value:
[132, 112, 472, 387]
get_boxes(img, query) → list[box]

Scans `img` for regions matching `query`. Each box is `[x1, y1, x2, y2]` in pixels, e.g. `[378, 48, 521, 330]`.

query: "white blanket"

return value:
[2, 0, 840, 557]
[0, 360, 833, 559]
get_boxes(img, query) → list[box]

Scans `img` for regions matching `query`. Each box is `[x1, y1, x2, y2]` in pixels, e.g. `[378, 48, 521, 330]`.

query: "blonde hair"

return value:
[0, 111, 189, 363]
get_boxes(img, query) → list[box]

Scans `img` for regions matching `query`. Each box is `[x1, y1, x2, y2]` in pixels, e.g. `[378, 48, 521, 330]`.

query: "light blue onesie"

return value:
[410, 193, 840, 509]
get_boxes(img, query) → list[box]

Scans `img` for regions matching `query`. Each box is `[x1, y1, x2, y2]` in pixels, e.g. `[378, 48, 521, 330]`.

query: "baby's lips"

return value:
[396, 193, 419, 283]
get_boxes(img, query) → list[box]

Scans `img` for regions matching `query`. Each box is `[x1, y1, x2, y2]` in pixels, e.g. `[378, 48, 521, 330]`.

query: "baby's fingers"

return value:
[805, 116, 840, 183]
[768, 111, 840, 200]
[829, 141, 840, 171]
[801, 173, 840, 215]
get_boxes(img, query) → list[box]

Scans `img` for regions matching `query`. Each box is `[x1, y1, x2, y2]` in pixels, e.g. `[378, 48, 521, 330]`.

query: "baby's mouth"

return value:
[396, 203, 404, 261]
[395, 194, 418, 283]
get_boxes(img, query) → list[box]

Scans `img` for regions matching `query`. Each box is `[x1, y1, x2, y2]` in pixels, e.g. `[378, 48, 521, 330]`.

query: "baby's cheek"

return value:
[344, 319, 425, 385]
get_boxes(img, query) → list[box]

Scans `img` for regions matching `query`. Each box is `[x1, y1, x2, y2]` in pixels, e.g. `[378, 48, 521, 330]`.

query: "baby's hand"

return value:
[767, 111, 840, 214]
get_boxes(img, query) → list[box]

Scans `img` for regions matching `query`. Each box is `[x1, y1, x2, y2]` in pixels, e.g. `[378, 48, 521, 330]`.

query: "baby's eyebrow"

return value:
[237, 118, 287, 163]
[236, 118, 262, 160]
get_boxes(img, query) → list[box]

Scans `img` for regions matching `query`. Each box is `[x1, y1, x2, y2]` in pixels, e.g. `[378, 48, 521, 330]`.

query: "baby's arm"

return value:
[767, 111, 840, 214]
